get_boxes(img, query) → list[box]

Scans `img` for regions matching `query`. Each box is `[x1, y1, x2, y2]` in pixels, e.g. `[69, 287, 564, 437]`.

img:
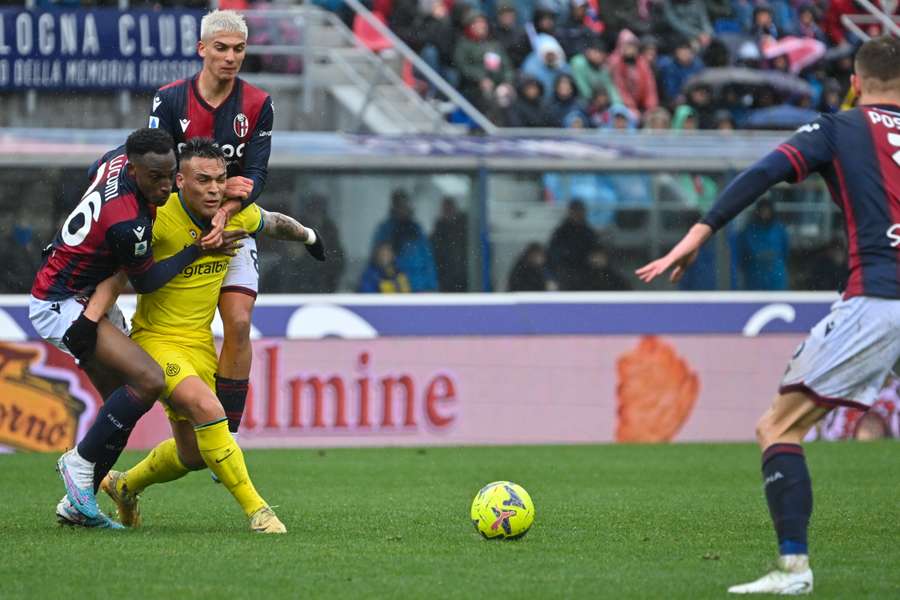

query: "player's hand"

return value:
[62, 313, 99, 361]
[304, 227, 326, 262]
[635, 223, 712, 284]
[201, 199, 244, 248]
[201, 209, 229, 249]
[200, 229, 247, 257]
[224, 176, 254, 201]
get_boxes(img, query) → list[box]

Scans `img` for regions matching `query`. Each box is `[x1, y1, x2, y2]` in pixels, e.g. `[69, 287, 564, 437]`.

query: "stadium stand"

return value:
[2, 0, 898, 292]
[338, 0, 900, 131]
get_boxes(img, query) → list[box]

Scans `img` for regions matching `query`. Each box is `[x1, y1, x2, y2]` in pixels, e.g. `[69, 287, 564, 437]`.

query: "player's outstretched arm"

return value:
[636, 223, 713, 283]
[109, 223, 246, 295]
[636, 143, 804, 284]
[259, 208, 326, 261]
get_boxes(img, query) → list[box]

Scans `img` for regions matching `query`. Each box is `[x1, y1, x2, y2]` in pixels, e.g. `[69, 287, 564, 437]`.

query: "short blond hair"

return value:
[201, 10, 248, 41]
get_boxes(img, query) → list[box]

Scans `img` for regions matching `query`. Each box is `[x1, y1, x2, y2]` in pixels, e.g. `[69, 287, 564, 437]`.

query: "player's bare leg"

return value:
[80, 360, 124, 400]
[728, 391, 829, 595]
[58, 319, 164, 519]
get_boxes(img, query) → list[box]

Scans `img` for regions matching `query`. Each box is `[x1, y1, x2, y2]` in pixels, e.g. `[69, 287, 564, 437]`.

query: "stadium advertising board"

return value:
[0, 8, 203, 90]
[1, 294, 896, 452]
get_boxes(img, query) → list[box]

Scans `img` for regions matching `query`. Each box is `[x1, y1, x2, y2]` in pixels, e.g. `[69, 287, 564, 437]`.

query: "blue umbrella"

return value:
[742, 104, 821, 130]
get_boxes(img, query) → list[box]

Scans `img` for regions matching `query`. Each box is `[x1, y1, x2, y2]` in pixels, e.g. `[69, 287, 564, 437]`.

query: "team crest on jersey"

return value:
[233, 113, 249, 138]
[134, 241, 148, 256]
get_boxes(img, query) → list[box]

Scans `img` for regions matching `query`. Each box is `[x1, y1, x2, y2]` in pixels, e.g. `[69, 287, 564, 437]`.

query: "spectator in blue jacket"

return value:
[371, 189, 439, 292]
[521, 34, 572, 101]
[734, 198, 790, 290]
[657, 39, 705, 106]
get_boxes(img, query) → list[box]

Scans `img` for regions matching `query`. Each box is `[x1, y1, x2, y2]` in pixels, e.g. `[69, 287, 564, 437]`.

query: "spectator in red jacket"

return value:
[608, 29, 659, 118]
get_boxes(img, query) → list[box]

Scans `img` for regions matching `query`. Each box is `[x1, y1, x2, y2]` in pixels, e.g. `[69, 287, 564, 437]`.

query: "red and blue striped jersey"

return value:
[777, 104, 900, 299]
[32, 150, 156, 301]
[703, 103, 900, 299]
[148, 74, 273, 207]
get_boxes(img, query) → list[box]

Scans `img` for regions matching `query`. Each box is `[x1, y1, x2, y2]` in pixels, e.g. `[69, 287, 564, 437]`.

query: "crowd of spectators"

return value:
[341, 0, 900, 130]
[358, 188, 469, 293]
[506, 196, 846, 293]
[507, 200, 633, 291]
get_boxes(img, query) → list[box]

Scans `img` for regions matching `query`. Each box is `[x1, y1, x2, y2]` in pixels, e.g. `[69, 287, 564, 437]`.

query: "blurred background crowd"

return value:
[1, 0, 886, 293]
[312, 0, 891, 131]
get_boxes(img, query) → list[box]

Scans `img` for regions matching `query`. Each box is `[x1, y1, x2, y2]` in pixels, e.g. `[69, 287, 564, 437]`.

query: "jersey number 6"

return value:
[62, 162, 108, 247]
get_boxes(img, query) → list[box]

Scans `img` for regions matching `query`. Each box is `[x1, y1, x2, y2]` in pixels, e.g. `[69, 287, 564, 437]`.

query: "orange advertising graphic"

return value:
[616, 336, 700, 443]
[0, 342, 91, 452]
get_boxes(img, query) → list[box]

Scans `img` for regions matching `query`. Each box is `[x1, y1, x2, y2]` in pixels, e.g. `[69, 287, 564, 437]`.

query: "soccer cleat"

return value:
[57, 448, 99, 519]
[100, 470, 141, 527]
[249, 507, 286, 534]
[728, 555, 813, 595]
[56, 496, 124, 530]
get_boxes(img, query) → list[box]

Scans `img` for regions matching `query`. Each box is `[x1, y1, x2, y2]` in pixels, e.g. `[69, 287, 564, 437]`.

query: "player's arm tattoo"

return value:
[259, 208, 310, 242]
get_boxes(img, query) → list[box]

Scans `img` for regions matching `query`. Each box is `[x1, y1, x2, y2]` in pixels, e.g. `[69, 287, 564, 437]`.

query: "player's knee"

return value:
[131, 365, 166, 403]
[179, 390, 225, 425]
[223, 311, 252, 344]
[755, 413, 778, 448]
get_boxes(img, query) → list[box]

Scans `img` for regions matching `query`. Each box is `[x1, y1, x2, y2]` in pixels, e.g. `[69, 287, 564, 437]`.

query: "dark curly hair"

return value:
[125, 127, 175, 158]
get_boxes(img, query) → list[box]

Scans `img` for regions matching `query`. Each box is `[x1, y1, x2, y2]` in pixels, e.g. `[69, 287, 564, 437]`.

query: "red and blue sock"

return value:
[76, 385, 151, 491]
[215, 375, 249, 433]
[762, 443, 812, 556]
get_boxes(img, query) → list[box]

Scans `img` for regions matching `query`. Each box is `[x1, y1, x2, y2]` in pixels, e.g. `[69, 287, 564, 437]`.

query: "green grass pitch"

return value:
[1, 442, 897, 599]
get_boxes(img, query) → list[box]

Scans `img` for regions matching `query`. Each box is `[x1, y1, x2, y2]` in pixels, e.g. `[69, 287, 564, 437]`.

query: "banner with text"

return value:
[0, 8, 203, 90]
[2, 295, 896, 452]
[0, 335, 839, 452]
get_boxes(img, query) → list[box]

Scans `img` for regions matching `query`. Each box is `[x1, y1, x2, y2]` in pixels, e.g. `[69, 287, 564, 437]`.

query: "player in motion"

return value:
[94, 138, 322, 533]
[29, 128, 239, 527]
[149, 10, 313, 446]
[637, 37, 900, 595]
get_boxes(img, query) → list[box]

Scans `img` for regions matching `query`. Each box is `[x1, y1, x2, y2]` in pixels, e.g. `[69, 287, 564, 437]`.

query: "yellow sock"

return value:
[124, 438, 190, 493]
[195, 418, 267, 517]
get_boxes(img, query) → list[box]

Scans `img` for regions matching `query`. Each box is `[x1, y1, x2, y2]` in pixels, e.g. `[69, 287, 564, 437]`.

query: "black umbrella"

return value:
[685, 67, 813, 98]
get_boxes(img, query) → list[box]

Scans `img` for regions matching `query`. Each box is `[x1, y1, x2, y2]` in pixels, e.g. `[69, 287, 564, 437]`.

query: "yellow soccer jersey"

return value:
[131, 193, 263, 341]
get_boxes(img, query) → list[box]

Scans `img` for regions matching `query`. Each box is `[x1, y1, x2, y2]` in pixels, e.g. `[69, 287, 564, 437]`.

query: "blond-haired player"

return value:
[149, 9, 285, 457]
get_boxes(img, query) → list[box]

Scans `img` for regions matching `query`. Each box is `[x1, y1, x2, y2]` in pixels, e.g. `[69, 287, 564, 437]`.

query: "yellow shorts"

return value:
[131, 330, 217, 422]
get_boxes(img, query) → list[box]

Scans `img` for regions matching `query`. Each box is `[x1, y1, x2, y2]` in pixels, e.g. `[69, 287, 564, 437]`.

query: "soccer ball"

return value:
[470, 481, 535, 540]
